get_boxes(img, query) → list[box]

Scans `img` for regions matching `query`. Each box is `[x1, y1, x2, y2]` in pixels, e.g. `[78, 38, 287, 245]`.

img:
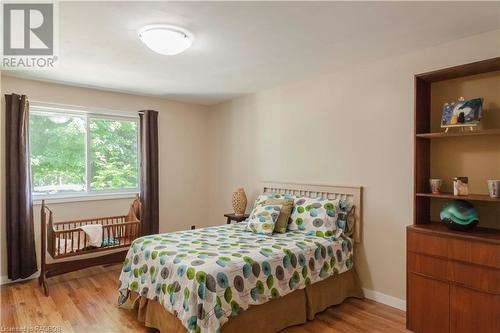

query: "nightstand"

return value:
[224, 213, 249, 224]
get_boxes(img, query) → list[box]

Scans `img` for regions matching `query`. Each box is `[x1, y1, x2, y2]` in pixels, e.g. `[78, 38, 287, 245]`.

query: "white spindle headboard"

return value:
[262, 182, 363, 243]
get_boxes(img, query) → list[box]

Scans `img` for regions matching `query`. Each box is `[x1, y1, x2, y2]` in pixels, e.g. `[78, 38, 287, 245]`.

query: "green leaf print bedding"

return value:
[118, 222, 354, 333]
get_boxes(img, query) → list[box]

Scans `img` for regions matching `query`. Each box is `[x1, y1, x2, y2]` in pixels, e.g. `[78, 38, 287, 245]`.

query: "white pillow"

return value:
[288, 197, 339, 237]
[245, 204, 283, 235]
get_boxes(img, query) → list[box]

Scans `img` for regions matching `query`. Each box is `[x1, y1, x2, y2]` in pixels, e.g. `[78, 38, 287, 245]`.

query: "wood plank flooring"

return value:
[0, 265, 408, 333]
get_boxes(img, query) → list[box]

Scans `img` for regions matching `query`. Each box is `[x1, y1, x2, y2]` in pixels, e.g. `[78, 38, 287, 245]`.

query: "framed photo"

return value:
[441, 97, 483, 128]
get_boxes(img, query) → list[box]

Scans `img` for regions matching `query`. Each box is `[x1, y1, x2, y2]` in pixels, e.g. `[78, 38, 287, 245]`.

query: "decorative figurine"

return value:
[440, 200, 479, 231]
[453, 177, 469, 196]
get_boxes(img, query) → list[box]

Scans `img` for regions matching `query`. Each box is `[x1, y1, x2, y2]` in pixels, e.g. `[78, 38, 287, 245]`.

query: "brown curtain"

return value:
[5, 94, 37, 280]
[139, 110, 159, 236]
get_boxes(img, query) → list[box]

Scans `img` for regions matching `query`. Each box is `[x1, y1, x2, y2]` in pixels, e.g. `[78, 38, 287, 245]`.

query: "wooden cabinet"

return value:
[409, 58, 500, 332]
[407, 226, 500, 333]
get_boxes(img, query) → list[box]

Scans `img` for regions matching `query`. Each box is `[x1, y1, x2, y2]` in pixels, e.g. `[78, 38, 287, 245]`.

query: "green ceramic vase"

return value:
[440, 200, 479, 231]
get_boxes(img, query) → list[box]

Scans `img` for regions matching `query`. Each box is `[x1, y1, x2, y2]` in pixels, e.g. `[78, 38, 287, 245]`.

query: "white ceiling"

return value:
[5, 1, 500, 105]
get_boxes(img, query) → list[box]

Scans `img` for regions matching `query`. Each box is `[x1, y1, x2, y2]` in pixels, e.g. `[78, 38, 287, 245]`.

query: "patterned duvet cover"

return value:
[118, 222, 354, 333]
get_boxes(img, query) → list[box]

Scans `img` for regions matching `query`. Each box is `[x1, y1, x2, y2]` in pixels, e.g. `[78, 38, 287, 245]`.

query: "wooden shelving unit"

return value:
[415, 192, 500, 203]
[413, 57, 500, 228]
[408, 57, 500, 333]
[416, 128, 500, 139]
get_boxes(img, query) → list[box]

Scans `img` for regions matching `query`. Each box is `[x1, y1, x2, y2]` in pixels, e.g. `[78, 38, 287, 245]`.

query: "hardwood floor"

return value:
[1, 265, 408, 333]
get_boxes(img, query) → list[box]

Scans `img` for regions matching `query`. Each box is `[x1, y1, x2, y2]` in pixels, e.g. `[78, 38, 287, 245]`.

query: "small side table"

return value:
[224, 213, 249, 224]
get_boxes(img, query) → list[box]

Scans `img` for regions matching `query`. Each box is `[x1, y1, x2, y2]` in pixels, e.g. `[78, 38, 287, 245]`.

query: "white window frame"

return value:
[29, 102, 140, 204]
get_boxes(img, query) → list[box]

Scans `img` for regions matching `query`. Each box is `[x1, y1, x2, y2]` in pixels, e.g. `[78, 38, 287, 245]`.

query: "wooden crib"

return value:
[39, 196, 142, 296]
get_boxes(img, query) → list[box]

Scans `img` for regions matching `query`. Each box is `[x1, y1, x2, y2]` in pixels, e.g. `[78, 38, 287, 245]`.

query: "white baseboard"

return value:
[0, 272, 39, 286]
[362, 288, 406, 311]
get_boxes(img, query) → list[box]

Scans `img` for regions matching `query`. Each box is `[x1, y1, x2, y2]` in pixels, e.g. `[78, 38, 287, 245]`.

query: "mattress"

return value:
[118, 222, 354, 333]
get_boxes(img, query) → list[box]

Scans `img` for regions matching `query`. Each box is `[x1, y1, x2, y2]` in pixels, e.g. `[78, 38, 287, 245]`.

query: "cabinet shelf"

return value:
[416, 129, 500, 139]
[416, 192, 500, 203]
[408, 222, 500, 244]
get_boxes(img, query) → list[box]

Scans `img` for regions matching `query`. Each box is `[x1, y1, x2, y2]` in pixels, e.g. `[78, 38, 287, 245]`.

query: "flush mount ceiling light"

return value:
[138, 25, 193, 56]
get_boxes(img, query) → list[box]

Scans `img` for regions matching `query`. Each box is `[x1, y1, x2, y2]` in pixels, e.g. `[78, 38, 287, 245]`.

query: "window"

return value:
[29, 104, 139, 199]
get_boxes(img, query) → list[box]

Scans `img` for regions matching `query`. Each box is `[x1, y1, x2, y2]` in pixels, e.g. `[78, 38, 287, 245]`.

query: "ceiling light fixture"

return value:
[138, 25, 193, 56]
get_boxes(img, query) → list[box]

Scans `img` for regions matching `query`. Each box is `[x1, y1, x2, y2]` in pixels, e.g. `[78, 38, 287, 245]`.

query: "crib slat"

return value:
[128, 225, 132, 245]
[64, 231, 68, 255]
[128, 224, 132, 245]
[71, 230, 74, 253]
[133, 223, 137, 244]
[107, 224, 111, 247]
[126, 225, 130, 245]
[111, 224, 114, 246]
[58, 233, 61, 256]
[77, 227, 81, 251]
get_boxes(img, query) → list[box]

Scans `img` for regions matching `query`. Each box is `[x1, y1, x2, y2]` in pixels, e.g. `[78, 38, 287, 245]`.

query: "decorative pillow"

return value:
[288, 197, 339, 237]
[336, 199, 355, 236]
[245, 204, 283, 235]
[265, 198, 294, 233]
[252, 193, 295, 210]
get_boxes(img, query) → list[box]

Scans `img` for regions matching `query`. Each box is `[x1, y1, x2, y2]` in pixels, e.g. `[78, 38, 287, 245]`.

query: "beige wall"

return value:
[206, 30, 500, 301]
[1, 29, 498, 300]
[0, 76, 210, 281]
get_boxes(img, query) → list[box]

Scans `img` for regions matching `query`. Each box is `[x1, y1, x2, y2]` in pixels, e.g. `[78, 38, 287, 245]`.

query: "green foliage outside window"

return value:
[90, 118, 138, 190]
[29, 111, 138, 196]
[30, 113, 86, 193]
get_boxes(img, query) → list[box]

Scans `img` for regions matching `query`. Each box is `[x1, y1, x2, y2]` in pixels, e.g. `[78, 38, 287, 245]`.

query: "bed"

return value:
[118, 182, 363, 333]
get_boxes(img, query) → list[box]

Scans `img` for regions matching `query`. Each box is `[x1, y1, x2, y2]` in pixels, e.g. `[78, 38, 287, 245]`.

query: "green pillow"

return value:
[265, 198, 294, 233]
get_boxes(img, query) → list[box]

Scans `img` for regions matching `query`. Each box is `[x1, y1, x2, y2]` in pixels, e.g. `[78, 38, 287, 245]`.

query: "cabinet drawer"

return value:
[408, 252, 448, 281]
[408, 229, 500, 269]
[449, 261, 500, 294]
[408, 230, 447, 257]
[408, 252, 500, 294]
[448, 238, 500, 269]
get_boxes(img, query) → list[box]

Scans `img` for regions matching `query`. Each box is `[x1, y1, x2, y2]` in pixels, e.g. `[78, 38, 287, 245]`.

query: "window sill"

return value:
[32, 192, 138, 205]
